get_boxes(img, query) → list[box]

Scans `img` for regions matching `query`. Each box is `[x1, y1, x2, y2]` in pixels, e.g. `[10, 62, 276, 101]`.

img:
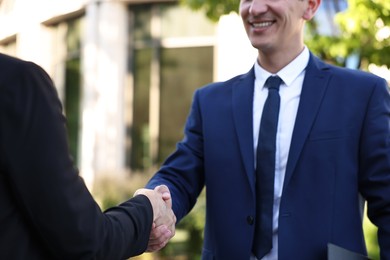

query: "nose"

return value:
[249, 0, 268, 15]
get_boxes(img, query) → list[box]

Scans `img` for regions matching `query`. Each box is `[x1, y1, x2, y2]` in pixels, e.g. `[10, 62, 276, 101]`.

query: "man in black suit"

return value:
[0, 53, 176, 259]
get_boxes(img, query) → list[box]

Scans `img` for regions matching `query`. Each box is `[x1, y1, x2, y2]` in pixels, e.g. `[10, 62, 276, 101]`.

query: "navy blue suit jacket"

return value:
[0, 53, 153, 259]
[147, 53, 390, 259]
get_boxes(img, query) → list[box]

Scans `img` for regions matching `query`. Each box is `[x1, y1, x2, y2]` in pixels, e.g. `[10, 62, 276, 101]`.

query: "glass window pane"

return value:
[130, 48, 152, 170]
[161, 4, 215, 38]
[64, 58, 81, 165]
[128, 2, 215, 170]
[61, 17, 83, 166]
[132, 5, 152, 42]
[158, 46, 213, 163]
[66, 19, 83, 55]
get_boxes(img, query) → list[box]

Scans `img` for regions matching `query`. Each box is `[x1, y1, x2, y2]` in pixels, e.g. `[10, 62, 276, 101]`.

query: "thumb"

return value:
[155, 185, 172, 207]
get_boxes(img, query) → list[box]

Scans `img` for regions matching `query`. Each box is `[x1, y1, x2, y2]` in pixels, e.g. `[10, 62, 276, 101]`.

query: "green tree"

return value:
[307, 0, 390, 68]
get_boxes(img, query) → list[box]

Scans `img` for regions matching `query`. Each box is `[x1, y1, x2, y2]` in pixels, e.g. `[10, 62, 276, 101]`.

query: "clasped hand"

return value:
[134, 185, 176, 252]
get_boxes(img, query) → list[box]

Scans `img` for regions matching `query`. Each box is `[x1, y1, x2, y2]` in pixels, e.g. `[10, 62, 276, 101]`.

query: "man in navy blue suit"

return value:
[0, 53, 175, 259]
[146, 0, 390, 259]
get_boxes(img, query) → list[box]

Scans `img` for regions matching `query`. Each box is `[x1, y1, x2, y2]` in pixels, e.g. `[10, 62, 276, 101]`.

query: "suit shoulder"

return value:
[0, 54, 60, 118]
[332, 64, 380, 78]
[310, 54, 386, 86]
[196, 72, 251, 95]
[321, 62, 385, 88]
[0, 54, 54, 95]
[0, 53, 48, 85]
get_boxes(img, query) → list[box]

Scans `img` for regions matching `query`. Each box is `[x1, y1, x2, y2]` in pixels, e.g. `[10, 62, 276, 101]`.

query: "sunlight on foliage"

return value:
[364, 213, 380, 260]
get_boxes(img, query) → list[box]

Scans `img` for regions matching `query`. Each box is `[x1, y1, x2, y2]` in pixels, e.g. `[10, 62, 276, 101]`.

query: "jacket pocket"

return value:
[309, 128, 354, 141]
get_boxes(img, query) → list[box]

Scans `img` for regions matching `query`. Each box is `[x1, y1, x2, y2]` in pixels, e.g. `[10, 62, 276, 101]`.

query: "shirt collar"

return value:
[254, 46, 310, 88]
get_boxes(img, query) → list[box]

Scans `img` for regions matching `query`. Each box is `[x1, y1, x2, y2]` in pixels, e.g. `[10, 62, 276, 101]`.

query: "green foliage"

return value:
[307, 0, 390, 68]
[175, 190, 206, 258]
[364, 215, 380, 260]
[336, 0, 390, 67]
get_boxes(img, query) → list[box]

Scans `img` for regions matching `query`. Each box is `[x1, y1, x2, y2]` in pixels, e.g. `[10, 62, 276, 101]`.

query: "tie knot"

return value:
[265, 76, 282, 91]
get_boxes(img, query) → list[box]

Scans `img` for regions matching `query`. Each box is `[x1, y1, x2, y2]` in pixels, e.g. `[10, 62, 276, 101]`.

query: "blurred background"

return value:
[0, 0, 388, 259]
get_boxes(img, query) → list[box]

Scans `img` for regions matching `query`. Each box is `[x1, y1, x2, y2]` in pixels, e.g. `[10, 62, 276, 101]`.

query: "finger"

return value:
[147, 227, 172, 250]
[155, 185, 170, 198]
[151, 225, 174, 241]
[149, 225, 168, 240]
[154, 211, 176, 227]
[146, 239, 168, 252]
[147, 235, 170, 251]
[155, 185, 172, 207]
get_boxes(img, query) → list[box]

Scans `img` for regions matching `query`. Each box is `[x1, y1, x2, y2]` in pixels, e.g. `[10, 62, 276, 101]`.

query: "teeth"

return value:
[252, 21, 273, 28]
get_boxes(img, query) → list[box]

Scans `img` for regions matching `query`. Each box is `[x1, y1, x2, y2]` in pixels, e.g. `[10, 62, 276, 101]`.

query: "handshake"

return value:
[134, 185, 177, 252]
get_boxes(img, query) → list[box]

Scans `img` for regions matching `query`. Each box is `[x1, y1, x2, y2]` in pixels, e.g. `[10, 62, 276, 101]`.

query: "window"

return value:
[51, 17, 84, 165]
[127, 3, 215, 170]
[64, 19, 83, 166]
[159, 46, 213, 162]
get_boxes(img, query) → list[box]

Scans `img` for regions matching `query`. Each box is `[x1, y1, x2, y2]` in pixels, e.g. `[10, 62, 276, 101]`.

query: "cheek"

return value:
[239, 4, 248, 17]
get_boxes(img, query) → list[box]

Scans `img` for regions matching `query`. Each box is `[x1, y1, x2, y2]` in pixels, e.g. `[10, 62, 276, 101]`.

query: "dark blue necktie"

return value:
[253, 75, 282, 259]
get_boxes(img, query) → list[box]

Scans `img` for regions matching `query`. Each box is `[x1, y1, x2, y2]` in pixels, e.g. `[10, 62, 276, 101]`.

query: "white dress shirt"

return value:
[251, 47, 310, 260]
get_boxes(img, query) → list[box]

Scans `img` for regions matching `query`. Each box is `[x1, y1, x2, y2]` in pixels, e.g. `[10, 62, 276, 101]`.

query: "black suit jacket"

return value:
[0, 53, 152, 259]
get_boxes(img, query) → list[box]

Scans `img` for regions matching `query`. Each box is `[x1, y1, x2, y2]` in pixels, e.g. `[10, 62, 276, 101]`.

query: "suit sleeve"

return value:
[358, 78, 390, 259]
[0, 59, 152, 259]
[146, 89, 205, 222]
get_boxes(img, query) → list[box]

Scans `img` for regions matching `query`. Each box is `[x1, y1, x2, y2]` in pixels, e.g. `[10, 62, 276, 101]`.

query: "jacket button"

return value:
[247, 216, 254, 225]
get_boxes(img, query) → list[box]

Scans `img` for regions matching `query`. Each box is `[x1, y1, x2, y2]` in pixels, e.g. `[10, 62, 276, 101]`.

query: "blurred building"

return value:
[4, 0, 386, 189]
[0, 0, 257, 186]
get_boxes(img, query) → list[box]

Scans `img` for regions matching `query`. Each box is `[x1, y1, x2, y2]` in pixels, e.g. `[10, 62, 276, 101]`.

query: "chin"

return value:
[250, 42, 272, 52]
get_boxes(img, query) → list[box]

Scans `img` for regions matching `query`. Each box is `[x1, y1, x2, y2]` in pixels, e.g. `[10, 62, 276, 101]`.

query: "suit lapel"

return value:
[283, 54, 332, 190]
[232, 67, 256, 194]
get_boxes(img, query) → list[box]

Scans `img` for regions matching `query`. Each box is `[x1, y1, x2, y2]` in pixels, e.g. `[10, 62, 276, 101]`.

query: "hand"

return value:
[134, 185, 176, 251]
[148, 185, 176, 251]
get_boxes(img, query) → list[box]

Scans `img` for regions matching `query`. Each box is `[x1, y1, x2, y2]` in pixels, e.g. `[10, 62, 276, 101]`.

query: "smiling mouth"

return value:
[251, 21, 274, 28]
